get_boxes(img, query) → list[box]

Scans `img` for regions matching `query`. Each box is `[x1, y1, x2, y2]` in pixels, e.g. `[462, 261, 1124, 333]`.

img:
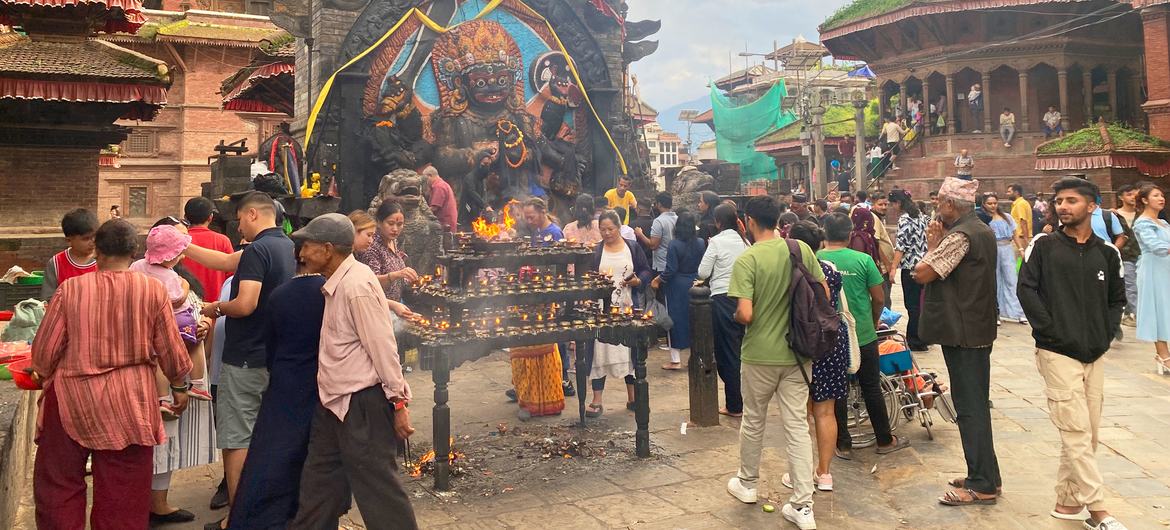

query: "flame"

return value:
[407, 437, 463, 478]
[470, 200, 519, 241]
[643, 309, 654, 320]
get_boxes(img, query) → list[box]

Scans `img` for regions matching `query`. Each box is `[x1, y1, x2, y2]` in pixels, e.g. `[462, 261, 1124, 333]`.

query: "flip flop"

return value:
[718, 408, 743, 417]
[661, 362, 682, 370]
[585, 404, 604, 418]
[1050, 508, 1089, 521]
[938, 489, 997, 506]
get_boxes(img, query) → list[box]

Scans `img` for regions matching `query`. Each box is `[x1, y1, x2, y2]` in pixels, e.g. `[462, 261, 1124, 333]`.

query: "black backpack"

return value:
[784, 239, 840, 362]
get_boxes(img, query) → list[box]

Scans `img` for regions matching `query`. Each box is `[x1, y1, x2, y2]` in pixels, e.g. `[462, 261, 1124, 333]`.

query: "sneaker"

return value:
[726, 476, 758, 504]
[160, 403, 181, 421]
[780, 473, 832, 492]
[782, 503, 817, 529]
[1084, 516, 1129, 530]
[562, 381, 575, 397]
[188, 386, 213, 401]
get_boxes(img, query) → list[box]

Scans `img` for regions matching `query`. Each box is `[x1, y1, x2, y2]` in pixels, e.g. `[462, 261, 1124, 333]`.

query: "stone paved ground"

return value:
[15, 289, 1170, 529]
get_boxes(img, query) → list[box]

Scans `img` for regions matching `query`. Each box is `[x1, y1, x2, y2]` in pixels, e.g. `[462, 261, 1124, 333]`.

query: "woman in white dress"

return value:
[586, 211, 652, 417]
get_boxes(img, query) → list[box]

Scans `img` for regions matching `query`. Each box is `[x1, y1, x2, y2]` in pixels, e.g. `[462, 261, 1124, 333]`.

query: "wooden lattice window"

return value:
[123, 130, 157, 157]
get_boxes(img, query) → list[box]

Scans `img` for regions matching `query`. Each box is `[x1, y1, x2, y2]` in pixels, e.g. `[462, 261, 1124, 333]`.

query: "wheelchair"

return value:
[843, 329, 956, 446]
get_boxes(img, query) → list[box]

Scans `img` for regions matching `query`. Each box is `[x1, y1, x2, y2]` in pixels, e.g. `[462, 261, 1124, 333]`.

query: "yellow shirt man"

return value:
[605, 176, 637, 224]
[1011, 195, 1032, 242]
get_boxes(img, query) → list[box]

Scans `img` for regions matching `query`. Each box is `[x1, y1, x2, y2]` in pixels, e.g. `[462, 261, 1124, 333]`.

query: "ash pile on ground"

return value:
[404, 422, 646, 499]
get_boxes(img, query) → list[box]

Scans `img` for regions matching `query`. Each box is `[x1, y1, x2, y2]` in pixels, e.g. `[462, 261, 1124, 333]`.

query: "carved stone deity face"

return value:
[464, 66, 516, 111]
[378, 77, 411, 115]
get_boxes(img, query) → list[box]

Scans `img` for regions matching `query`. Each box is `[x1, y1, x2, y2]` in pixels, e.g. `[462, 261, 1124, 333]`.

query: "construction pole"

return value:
[812, 105, 827, 198]
[853, 98, 868, 191]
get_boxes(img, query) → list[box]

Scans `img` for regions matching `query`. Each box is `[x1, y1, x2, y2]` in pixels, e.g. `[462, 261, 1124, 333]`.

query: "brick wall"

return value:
[0, 146, 99, 229]
[99, 38, 284, 224]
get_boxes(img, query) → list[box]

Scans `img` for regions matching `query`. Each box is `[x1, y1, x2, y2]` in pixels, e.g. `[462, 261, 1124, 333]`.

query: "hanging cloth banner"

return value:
[303, 0, 629, 175]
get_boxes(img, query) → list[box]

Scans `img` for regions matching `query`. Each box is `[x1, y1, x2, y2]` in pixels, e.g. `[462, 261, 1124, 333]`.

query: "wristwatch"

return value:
[213, 303, 224, 318]
[170, 383, 190, 394]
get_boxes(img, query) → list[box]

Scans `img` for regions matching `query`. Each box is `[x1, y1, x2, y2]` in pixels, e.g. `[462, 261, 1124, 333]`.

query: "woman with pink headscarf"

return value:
[848, 207, 884, 269]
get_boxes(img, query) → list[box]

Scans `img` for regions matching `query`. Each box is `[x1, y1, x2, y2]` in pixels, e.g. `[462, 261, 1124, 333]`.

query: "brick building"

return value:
[100, 9, 287, 225]
[0, 0, 171, 270]
[819, 0, 1170, 198]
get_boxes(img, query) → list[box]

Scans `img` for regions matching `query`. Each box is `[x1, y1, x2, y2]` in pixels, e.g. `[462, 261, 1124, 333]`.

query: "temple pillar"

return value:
[1107, 69, 1119, 121]
[1142, 6, 1170, 138]
[1057, 69, 1071, 131]
[1018, 71, 1029, 132]
[982, 70, 993, 132]
[878, 84, 888, 121]
[899, 81, 908, 120]
[945, 74, 956, 134]
[922, 78, 931, 136]
[1083, 70, 1094, 125]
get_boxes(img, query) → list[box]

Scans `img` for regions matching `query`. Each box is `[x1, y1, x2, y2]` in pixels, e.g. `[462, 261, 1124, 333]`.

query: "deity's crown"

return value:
[433, 19, 522, 88]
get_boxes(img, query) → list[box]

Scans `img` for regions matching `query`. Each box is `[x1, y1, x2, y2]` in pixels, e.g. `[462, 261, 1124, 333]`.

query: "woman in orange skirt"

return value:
[510, 344, 565, 419]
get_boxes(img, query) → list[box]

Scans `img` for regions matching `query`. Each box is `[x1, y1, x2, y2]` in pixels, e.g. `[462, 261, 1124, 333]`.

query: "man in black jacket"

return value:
[1017, 177, 1128, 530]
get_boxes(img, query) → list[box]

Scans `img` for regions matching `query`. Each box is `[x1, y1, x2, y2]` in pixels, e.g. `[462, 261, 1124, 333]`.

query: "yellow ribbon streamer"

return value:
[303, 0, 628, 175]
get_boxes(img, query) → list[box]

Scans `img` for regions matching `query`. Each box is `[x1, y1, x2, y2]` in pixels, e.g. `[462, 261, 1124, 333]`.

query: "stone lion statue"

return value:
[670, 165, 716, 215]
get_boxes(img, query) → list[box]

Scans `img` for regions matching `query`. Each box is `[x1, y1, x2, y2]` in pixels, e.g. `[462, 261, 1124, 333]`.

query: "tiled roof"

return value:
[155, 18, 282, 45]
[259, 31, 294, 58]
[0, 34, 166, 81]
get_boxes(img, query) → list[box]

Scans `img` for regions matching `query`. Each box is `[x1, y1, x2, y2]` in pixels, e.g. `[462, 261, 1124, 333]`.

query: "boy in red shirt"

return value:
[184, 197, 234, 301]
[40, 209, 98, 300]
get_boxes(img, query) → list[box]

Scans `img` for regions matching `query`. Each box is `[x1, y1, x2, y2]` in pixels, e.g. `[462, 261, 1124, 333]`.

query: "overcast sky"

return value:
[626, 0, 846, 110]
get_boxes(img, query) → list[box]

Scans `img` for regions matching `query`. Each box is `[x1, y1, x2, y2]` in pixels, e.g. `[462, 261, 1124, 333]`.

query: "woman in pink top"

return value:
[563, 194, 602, 246]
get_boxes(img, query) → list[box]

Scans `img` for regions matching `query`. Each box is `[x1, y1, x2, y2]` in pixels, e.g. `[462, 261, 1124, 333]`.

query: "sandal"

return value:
[585, 404, 604, 418]
[1050, 507, 1089, 521]
[875, 435, 910, 455]
[661, 362, 682, 370]
[948, 478, 1003, 495]
[718, 408, 743, 417]
[938, 488, 997, 506]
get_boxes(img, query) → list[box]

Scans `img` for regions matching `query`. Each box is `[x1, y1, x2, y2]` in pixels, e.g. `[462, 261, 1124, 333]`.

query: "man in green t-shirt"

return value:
[817, 212, 909, 458]
[725, 195, 824, 530]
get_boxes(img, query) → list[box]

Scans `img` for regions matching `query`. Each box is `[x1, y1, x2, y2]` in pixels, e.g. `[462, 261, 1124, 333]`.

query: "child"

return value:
[40, 208, 99, 300]
[130, 225, 213, 420]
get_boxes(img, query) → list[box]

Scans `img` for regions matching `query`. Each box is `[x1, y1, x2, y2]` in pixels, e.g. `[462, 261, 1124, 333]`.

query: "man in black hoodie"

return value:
[1017, 176, 1128, 530]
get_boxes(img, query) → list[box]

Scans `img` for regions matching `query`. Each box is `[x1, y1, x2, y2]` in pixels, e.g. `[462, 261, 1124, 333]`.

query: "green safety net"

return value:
[710, 81, 797, 181]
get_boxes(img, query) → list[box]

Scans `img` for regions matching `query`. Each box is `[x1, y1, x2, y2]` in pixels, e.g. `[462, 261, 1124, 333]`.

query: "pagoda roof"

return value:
[0, 32, 169, 119]
[103, 9, 282, 48]
[0, 0, 147, 34]
[820, 0, 1085, 41]
[219, 30, 294, 115]
[1035, 121, 1170, 177]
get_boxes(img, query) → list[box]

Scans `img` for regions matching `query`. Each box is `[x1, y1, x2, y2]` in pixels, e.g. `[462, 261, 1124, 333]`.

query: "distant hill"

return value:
[655, 93, 715, 151]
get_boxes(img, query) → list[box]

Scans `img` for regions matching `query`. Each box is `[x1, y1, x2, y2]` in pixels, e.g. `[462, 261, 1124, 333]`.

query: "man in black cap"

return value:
[288, 213, 418, 529]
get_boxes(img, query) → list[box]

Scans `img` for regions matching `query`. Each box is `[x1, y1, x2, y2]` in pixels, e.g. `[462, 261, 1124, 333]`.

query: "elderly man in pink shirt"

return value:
[288, 213, 418, 530]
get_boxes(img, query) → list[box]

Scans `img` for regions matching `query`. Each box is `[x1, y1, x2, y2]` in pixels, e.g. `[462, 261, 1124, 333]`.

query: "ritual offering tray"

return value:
[404, 231, 660, 490]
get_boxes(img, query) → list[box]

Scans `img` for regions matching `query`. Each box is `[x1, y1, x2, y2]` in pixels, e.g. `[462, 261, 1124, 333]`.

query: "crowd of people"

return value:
[21, 159, 1160, 530]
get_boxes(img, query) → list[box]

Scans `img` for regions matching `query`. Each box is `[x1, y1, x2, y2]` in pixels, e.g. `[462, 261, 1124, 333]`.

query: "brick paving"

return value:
[15, 291, 1170, 529]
